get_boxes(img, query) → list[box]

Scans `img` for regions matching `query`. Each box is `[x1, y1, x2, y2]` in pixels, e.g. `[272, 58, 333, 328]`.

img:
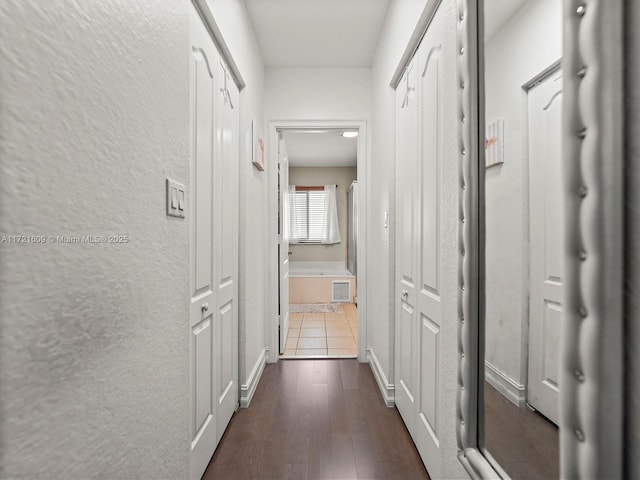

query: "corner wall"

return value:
[0, 1, 190, 477]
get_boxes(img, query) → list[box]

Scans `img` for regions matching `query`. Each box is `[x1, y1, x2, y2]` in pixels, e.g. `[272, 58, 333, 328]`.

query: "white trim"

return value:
[191, 0, 246, 90]
[390, 0, 444, 88]
[367, 348, 395, 407]
[240, 348, 266, 407]
[484, 361, 526, 408]
[267, 120, 369, 364]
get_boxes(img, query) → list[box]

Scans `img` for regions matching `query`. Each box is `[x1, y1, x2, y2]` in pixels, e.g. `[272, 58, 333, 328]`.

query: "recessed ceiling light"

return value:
[342, 131, 358, 138]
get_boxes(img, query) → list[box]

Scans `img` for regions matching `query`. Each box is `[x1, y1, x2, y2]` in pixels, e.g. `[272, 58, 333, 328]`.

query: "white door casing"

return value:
[266, 120, 368, 364]
[278, 134, 290, 354]
[189, 6, 218, 478]
[527, 67, 563, 425]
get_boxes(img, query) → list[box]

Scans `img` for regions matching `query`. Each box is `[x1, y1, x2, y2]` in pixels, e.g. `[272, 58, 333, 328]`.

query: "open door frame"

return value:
[277, 133, 290, 354]
[266, 120, 368, 363]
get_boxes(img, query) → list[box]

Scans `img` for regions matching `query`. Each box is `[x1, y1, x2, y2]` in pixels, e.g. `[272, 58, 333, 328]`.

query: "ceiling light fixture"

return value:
[342, 131, 358, 138]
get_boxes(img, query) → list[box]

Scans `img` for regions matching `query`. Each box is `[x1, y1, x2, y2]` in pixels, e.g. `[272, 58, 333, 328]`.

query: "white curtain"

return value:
[288, 184, 341, 244]
[322, 184, 341, 244]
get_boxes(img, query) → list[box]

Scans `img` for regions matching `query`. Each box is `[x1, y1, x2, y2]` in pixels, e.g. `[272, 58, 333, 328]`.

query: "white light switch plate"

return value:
[166, 178, 186, 218]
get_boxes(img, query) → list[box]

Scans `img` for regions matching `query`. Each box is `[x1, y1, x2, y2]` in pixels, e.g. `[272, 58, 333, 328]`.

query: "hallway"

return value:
[1, 0, 636, 478]
[203, 360, 430, 480]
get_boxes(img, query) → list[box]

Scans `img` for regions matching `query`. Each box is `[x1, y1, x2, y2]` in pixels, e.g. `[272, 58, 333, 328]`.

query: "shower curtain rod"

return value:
[294, 185, 338, 191]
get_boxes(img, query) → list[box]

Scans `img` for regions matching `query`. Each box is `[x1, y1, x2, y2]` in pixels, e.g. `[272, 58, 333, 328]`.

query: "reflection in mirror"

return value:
[481, 0, 563, 477]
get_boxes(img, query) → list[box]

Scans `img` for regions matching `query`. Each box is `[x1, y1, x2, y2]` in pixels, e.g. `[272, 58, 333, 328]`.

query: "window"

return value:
[289, 185, 341, 244]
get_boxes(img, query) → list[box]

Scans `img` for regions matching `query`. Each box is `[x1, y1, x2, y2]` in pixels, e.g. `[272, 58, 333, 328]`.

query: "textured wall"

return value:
[205, 0, 267, 403]
[288, 167, 357, 263]
[484, 0, 562, 389]
[624, 0, 640, 475]
[0, 1, 190, 478]
[369, 0, 431, 406]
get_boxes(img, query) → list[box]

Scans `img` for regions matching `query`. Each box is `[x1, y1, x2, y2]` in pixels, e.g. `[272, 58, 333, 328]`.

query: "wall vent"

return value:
[332, 281, 350, 303]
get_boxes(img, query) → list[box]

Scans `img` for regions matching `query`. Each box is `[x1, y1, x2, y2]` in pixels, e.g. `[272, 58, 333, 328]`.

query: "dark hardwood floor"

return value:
[484, 382, 559, 479]
[203, 359, 430, 480]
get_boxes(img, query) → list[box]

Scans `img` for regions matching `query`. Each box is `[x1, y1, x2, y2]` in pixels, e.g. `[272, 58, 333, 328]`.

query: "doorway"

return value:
[267, 121, 368, 363]
[283, 131, 358, 357]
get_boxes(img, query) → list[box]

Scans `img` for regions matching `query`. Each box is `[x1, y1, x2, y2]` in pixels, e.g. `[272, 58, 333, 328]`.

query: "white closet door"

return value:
[527, 68, 563, 425]
[414, 8, 444, 477]
[214, 58, 240, 443]
[395, 57, 419, 438]
[189, 6, 218, 479]
[394, 5, 446, 477]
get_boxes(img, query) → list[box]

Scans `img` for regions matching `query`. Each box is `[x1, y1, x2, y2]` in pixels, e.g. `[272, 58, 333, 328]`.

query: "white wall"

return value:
[371, 1, 468, 477]
[483, 0, 562, 390]
[369, 0, 430, 411]
[0, 1, 190, 477]
[264, 68, 371, 121]
[205, 0, 267, 401]
[288, 167, 357, 263]
[264, 68, 371, 361]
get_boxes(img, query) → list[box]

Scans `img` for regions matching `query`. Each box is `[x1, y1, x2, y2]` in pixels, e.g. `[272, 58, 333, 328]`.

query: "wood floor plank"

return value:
[483, 382, 559, 479]
[202, 359, 430, 480]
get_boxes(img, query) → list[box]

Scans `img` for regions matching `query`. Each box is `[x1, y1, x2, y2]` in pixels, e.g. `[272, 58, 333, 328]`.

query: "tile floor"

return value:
[282, 303, 358, 357]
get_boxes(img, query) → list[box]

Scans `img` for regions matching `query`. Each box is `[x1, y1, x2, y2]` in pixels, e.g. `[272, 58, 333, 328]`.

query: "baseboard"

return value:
[484, 361, 526, 407]
[240, 348, 266, 408]
[367, 348, 395, 407]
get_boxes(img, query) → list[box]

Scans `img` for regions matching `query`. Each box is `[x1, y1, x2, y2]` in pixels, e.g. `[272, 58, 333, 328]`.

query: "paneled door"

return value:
[189, 5, 218, 478]
[413, 9, 444, 477]
[395, 56, 419, 439]
[395, 5, 445, 477]
[278, 134, 290, 354]
[214, 57, 239, 443]
[527, 67, 563, 425]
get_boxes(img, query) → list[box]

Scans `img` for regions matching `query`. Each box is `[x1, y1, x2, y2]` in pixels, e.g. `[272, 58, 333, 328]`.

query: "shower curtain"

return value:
[323, 184, 341, 244]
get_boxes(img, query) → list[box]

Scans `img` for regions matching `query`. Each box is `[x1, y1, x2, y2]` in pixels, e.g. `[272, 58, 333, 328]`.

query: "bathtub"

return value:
[289, 261, 356, 304]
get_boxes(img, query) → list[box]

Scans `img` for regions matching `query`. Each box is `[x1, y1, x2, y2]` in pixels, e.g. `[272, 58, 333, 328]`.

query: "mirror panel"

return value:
[456, 0, 624, 478]
[481, 0, 562, 477]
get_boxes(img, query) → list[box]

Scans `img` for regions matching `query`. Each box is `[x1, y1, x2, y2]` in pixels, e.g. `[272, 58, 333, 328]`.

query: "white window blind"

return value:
[289, 185, 341, 244]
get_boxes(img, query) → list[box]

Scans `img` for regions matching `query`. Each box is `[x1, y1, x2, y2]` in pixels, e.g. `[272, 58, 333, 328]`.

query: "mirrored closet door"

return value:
[480, 0, 562, 477]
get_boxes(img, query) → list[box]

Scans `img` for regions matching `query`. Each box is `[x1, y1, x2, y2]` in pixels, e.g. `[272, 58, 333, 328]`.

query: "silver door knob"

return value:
[201, 303, 209, 312]
[402, 290, 408, 299]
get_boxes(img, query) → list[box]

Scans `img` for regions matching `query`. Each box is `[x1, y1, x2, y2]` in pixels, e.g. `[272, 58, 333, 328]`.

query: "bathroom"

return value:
[279, 130, 359, 357]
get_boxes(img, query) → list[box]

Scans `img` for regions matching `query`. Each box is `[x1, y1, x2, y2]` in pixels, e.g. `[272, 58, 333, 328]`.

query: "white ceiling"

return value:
[484, 0, 529, 42]
[284, 131, 357, 167]
[243, 0, 390, 67]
